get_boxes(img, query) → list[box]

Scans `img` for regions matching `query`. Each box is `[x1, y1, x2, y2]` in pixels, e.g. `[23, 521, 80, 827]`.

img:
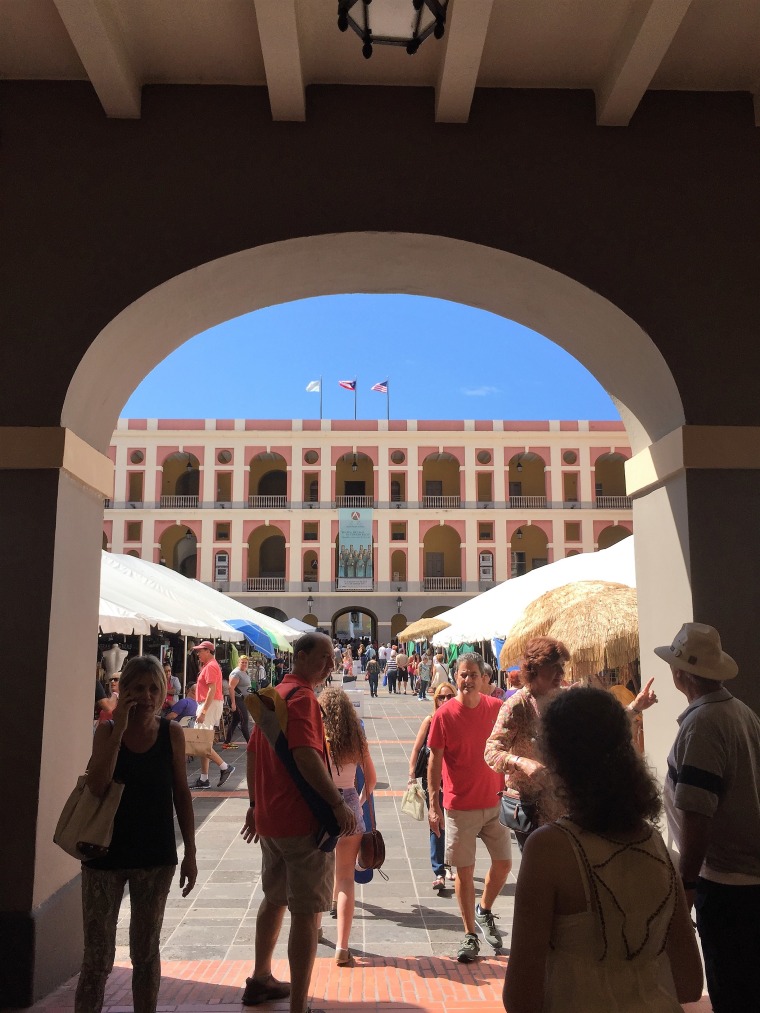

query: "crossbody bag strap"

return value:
[359, 753, 375, 832]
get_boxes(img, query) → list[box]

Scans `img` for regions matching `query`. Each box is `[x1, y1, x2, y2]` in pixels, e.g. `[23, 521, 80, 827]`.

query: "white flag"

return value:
[305, 380, 321, 393]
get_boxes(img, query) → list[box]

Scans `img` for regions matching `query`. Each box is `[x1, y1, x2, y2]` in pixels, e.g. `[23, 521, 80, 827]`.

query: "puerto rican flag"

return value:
[339, 379, 356, 391]
[371, 380, 388, 393]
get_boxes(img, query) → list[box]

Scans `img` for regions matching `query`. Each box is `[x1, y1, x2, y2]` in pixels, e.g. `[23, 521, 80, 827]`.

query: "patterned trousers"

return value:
[75, 864, 174, 1013]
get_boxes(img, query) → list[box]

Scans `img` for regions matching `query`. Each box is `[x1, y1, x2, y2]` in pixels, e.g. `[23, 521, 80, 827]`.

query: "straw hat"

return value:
[654, 623, 737, 681]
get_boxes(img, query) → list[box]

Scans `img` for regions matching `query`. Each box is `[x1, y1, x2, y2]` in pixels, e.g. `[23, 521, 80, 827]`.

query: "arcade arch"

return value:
[161, 451, 200, 506]
[422, 525, 462, 590]
[597, 524, 633, 550]
[249, 453, 287, 505]
[246, 526, 286, 588]
[332, 606, 377, 643]
[159, 524, 198, 577]
[40, 232, 693, 1008]
[335, 452, 374, 504]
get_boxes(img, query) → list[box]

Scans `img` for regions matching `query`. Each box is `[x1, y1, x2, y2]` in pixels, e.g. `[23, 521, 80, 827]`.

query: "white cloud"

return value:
[461, 385, 499, 397]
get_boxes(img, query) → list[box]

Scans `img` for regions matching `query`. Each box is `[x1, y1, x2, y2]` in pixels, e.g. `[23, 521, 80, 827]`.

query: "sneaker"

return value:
[191, 777, 211, 789]
[475, 903, 503, 948]
[218, 764, 235, 787]
[456, 932, 480, 963]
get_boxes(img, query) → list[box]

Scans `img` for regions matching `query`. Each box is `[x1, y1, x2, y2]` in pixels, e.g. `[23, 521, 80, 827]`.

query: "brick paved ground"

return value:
[31, 686, 710, 1011]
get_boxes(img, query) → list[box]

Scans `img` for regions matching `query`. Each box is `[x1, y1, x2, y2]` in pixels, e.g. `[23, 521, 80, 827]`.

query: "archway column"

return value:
[0, 428, 113, 1005]
[627, 424, 760, 788]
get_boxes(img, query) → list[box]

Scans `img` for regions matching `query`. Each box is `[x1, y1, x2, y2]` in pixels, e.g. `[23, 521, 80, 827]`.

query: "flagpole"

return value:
[320, 376, 323, 421]
[387, 382, 390, 422]
[354, 380, 357, 421]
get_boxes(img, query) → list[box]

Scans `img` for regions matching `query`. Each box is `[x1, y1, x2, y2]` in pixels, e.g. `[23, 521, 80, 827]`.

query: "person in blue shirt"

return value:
[166, 683, 198, 723]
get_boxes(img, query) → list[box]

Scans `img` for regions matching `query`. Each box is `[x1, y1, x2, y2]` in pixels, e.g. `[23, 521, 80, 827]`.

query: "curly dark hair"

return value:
[520, 636, 570, 685]
[540, 687, 661, 834]
[319, 687, 367, 772]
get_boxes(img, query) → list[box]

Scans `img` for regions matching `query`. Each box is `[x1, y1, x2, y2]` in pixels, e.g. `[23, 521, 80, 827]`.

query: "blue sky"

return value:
[122, 294, 619, 421]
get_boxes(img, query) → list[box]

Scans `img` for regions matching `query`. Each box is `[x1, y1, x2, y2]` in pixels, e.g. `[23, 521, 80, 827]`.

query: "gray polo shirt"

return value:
[665, 686, 760, 883]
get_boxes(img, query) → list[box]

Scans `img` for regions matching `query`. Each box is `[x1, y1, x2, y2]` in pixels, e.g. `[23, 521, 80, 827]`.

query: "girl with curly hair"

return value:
[503, 687, 702, 1012]
[319, 687, 377, 966]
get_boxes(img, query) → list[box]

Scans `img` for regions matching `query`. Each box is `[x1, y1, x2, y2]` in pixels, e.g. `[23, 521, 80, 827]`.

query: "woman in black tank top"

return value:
[75, 656, 197, 1013]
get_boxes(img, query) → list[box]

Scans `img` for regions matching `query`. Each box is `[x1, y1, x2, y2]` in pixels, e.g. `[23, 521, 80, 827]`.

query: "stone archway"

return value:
[26, 232, 692, 1006]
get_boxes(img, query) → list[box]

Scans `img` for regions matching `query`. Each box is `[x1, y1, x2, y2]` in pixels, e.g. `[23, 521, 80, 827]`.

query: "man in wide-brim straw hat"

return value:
[656, 622, 760, 1013]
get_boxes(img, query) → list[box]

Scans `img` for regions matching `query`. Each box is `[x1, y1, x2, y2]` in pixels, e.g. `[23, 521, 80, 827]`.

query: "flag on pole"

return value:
[305, 380, 321, 392]
[371, 380, 388, 393]
[338, 379, 357, 391]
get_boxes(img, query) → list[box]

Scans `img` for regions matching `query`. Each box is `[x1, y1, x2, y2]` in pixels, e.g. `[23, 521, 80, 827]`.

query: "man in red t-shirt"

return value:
[191, 641, 235, 788]
[428, 653, 512, 963]
[241, 632, 355, 1013]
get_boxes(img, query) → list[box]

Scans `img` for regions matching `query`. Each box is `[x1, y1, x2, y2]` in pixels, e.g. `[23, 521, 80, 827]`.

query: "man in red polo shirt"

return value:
[192, 641, 235, 788]
[428, 653, 512, 963]
[241, 632, 355, 1013]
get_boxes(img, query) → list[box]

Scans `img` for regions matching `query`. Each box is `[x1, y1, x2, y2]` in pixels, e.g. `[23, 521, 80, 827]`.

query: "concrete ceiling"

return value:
[2, 0, 759, 124]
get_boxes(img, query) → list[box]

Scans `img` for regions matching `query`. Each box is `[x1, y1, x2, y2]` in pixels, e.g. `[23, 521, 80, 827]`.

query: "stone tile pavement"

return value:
[30, 686, 711, 1011]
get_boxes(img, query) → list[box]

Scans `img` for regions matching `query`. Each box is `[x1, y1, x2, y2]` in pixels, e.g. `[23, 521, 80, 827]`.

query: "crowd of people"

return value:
[76, 622, 760, 1013]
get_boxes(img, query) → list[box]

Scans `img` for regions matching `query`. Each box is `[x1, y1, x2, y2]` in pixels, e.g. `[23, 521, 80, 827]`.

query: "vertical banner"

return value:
[337, 508, 374, 589]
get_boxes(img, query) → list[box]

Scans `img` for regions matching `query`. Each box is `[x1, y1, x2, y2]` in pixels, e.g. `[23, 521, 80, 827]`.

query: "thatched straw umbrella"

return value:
[397, 617, 450, 643]
[500, 581, 639, 681]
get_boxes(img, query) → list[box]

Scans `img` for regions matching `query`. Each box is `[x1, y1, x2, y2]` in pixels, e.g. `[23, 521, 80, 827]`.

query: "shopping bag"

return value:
[183, 726, 214, 757]
[401, 781, 425, 821]
[54, 775, 124, 861]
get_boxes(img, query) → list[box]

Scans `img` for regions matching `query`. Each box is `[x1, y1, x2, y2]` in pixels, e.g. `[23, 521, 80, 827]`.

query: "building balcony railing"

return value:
[334, 495, 374, 508]
[595, 495, 632, 509]
[508, 495, 547, 509]
[423, 576, 463, 591]
[248, 495, 288, 509]
[159, 494, 199, 509]
[422, 495, 461, 509]
[245, 577, 286, 591]
[103, 498, 111, 509]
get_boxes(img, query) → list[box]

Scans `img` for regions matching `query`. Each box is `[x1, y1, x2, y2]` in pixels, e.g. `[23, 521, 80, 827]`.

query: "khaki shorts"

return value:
[260, 834, 335, 915]
[197, 698, 223, 728]
[445, 805, 512, 868]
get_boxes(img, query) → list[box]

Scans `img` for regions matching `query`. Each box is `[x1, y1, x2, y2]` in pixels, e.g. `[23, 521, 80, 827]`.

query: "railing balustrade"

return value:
[245, 577, 286, 591]
[595, 495, 632, 509]
[422, 576, 462, 591]
[248, 495, 287, 508]
[508, 495, 546, 508]
[421, 495, 460, 509]
[334, 495, 374, 508]
[159, 495, 199, 509]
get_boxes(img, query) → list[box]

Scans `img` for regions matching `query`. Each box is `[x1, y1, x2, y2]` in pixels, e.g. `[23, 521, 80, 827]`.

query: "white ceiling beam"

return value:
[596, 0, 693, 126]
[435, 0, 495, 124]
[253, 0, 305, 122]
[52, 0, 141, 118]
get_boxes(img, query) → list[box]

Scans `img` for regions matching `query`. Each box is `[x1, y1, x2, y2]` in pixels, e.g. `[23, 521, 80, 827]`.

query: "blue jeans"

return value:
[418, 679, 430, 699]
[696, 878, 760, 1013]
[424, 785, 445, 878]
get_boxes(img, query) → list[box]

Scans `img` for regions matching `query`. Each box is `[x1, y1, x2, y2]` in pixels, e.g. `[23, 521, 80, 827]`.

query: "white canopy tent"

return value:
[100, 553, 244, 641]
[285, 617, 318, 633]
[98, 596, 152, 636]
[154, 570, 300, 651]
[431, 537, 636, 648]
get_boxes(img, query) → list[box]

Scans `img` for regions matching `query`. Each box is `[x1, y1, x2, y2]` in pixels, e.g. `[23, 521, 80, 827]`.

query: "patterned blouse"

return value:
[484, 686, 564, 824]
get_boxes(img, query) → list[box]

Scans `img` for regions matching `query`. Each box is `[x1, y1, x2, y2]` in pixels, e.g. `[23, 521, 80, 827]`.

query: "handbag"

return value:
[401, 781, 425, 821]
[357, 763, 386, 871]
[183, 726, 214, 757]
[413, 726, 430, 780]
[54, 775, 124, 861]
[498, 788, 538, 836]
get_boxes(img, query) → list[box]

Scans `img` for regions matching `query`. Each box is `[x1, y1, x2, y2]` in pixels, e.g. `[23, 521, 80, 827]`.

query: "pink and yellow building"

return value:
[104, 418, 633, 642]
